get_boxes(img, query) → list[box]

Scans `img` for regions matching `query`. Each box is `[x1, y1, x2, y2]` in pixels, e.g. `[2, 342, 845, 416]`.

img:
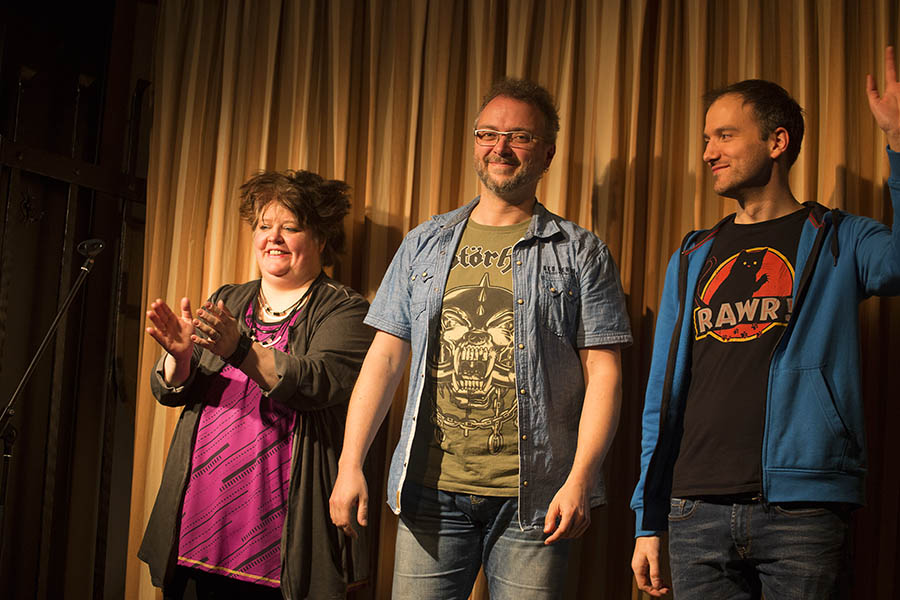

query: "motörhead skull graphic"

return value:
[430, 273, 517, 454]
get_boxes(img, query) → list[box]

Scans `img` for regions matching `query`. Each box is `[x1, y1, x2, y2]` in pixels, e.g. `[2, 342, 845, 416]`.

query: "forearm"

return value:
[240, 300, 375, 409]
[238, 342, 279, 390]
[162, 352, 192, 387]
[339, 332, 410, 469]
[152, 352, 197, 406]
[566, 346, 622, 488]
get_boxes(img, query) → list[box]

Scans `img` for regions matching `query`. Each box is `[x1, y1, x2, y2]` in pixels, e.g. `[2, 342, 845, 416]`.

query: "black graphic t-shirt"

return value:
[409, 219, 529, 496]
[672, 207, 808, 497]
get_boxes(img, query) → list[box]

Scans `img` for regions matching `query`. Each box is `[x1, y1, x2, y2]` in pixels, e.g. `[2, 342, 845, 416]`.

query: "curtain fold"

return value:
[127, 1, 900, 598]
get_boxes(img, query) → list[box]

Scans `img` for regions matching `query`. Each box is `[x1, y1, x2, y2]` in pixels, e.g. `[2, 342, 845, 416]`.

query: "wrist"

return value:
[165, 351, 192, 372]
[225, 333, 253, 368]
[338, 455, 365, 471]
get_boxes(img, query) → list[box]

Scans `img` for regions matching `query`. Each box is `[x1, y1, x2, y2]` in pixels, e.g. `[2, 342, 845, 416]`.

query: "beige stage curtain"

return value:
[126, 1, 900, 598]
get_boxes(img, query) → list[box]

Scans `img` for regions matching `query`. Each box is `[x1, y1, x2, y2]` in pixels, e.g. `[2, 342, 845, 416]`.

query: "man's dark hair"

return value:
[238, 170, 351, 266]
[704, 79, 805, 167]
[476, 78, 560, 142]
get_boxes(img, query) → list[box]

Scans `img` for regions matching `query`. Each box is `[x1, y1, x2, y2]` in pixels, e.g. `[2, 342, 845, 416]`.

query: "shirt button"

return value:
[568, 290, 573, 296]
[517, 298, 524, 304]
[521, 434, 527, 440]
[519, 388, 526, 395]
[522, 480, 529, 487]
[518, 343, 524, 349]
[516, 260, 522, 266]
[422, 271, 428, 276]
[549, 286, 557, 292]
[411, 275, 417, 280]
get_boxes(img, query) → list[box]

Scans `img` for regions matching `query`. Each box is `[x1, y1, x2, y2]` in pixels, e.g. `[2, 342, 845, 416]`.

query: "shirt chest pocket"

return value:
[409, 263, 436, 320]
[538, 273, 580, 338]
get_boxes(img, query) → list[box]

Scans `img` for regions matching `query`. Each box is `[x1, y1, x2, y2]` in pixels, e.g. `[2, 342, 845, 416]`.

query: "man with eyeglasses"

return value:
[330, 78, 631, 598]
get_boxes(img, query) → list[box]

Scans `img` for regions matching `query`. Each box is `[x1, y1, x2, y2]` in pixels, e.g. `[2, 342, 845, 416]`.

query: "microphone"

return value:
[77, 239, 105, 258]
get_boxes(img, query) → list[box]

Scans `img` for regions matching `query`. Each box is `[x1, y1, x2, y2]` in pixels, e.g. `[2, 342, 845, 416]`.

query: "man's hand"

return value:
[543, 479, 591, 545]
[867, 46, 900, 149]
[329, 466, 369, 539]
[631, 535, 671, 597]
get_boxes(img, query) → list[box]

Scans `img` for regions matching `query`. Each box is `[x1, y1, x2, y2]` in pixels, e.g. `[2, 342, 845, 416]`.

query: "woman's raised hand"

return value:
[146, 297, 195, 360]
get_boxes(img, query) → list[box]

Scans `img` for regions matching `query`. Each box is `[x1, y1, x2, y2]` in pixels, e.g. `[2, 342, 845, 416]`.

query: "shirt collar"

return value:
[431, 196, 561, 240]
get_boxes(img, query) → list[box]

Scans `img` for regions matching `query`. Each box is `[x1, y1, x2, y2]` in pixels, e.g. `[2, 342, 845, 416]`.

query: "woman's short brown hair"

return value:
[238, 170, 351, 266]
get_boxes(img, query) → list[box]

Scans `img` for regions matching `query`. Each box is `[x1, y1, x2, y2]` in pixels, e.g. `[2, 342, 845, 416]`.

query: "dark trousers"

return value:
[163, 566, 284, 600]
[668, 497, 850, 599]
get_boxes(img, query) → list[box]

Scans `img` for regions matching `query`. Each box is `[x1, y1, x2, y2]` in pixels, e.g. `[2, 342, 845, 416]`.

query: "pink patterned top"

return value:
[176, 301, 299, 587]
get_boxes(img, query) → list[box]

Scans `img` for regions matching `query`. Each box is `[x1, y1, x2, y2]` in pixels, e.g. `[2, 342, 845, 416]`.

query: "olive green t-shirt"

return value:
[411, 219, 529, 496]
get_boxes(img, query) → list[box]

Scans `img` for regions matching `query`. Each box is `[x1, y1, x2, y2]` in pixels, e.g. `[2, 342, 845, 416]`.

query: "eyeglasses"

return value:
[473, 129, 543, 148]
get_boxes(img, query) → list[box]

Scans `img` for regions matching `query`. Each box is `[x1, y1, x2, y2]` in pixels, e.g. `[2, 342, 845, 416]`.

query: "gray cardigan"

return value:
[138, 273, 374, 599]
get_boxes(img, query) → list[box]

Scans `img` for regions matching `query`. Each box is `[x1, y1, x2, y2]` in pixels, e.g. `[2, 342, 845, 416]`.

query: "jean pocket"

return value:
[772, 503, 833, 518]
[668, 498, 700, 521]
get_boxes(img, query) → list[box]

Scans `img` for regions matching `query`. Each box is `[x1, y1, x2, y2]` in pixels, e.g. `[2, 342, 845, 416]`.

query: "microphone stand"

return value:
[0, 239, 104, 561]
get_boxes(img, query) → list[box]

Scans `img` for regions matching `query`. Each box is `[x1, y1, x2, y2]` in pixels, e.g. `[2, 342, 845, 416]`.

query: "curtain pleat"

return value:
[126, 1, 900, 598]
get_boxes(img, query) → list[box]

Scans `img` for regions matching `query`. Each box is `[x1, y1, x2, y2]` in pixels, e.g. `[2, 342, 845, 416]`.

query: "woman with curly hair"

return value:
[139, 170, 373, 600]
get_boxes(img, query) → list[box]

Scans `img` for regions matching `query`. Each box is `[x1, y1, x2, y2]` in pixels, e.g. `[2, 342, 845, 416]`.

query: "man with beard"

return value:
[330, 78, 632, 598]
[631, 48, 900, 599]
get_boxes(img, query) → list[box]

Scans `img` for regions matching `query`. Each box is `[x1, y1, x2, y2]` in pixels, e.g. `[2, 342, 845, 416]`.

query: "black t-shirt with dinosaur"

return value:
[672, 207, 809, 497]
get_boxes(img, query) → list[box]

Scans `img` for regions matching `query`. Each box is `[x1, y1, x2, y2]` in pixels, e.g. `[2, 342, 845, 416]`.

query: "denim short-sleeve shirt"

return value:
[366, 198, 633, 529]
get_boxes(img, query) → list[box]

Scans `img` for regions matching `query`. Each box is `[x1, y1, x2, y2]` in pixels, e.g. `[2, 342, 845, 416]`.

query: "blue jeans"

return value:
[391, 481, 571, 599]
[668, 497, 850, 600]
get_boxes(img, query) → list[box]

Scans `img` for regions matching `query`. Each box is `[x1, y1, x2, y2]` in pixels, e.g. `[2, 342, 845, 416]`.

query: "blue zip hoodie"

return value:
[632, 148, 900, 537]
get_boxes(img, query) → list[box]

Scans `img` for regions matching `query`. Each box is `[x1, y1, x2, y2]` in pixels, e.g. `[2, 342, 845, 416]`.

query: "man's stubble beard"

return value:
[474, 155, 545, 197]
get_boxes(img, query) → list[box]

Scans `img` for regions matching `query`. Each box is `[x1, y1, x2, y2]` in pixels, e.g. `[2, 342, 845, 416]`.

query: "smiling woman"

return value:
[138, 170, 374, 600]
[240, 171, 348, 303]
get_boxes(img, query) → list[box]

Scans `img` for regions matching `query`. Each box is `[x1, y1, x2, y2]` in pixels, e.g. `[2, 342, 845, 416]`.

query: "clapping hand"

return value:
[191, 300, 241, 360]
[146, 297, 194, 361]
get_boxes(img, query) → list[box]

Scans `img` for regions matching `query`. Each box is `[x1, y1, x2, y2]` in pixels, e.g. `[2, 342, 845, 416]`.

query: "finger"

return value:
[329, 500, 359, 539]
[543, 503, 560, 534]
[866, 73, 880, 112]
[357, 495, 369, 528]
[196, 307, 222, 329]
[191, 332, 214, 348]
[649, 556, 662, 589]
[147, 311, 175, 336]
[544, 512, 571, 545]
[146, 327, 166, 347]
[181, 297, 193, 320]
[203, 301, 226, 319]
[195, 314, 220, 333]
[191, 318, 216, 340]
[866, 73, 881, 110]
[634, 568, 649, 590]
[150, 299, 170, 319]
[217, 300, 235, 319]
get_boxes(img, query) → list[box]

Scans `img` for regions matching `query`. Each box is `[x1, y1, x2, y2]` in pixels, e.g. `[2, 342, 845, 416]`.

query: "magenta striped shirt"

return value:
[176, 302, 299, 587]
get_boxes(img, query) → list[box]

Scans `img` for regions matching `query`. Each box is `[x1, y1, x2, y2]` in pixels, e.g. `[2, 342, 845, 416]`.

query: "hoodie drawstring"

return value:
[830, 209, 844, 266]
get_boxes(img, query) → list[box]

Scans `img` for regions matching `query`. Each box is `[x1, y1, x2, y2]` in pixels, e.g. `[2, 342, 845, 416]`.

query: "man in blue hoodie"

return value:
[631, 47, 900, 598]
